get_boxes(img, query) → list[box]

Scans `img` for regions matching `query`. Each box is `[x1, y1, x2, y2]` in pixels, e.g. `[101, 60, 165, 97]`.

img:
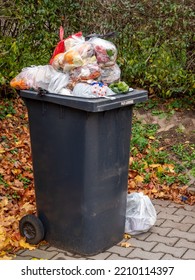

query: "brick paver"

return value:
[152, 243, 187, 258]
[145, 233, 178, 246]
[189, 224, 195, 233]
[167, 229, 195, 242]
[174, 239, 195, 250]
[182, 249, 195, 260]
[160, 219, 192, 231]
[14, 199, 195, 260]
[127, 248, 164, 260]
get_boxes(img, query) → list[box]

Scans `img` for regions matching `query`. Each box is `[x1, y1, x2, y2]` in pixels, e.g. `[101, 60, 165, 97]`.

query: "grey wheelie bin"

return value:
[19, 89, 148, 255]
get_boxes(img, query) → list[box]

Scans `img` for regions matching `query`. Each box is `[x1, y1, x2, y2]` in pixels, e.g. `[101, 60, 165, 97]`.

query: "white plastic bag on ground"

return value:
[125, 192, 157, 235]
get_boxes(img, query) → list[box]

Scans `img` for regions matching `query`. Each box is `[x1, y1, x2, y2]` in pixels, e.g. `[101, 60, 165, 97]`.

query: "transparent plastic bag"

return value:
[72, 82, 116, 98]
[52, 41, 95, 73]
[49, 28, 84, 64]
[89, 37, 117, 67]
[100, 63, 121, 84]
[10, 65, 70, 94]
[125, 192, 157, 235]
[70, 63, 101, 82]
[10, 66, 44, 90]
[64, 31, 85, 50]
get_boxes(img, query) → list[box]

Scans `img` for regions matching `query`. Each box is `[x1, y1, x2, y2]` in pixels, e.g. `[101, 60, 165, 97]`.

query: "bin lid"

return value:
[20, 89, 148, 112]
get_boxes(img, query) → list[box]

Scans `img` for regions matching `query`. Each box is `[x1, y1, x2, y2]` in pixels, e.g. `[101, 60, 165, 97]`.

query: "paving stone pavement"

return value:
[14, 199, 195, 260]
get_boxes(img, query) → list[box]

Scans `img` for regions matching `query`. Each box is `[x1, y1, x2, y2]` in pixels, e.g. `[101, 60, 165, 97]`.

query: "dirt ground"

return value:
[135, 107, 195, 143]
[134, 107, 195, 190]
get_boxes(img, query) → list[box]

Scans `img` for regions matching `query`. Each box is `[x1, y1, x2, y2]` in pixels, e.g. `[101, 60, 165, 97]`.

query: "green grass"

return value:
[0, 99, 16, 120]
[130, 116, 193, 186]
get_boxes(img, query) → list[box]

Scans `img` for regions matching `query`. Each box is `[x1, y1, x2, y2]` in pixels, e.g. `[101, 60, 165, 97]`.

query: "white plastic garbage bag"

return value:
[10, 65, 70, 94]
[72, 82, 116, 98]
[125, 192, 157, 235]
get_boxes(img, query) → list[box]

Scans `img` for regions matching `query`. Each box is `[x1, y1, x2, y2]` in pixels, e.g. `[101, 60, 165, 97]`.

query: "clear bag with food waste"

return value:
[89, 37, 117, 67]
[10, 65, 70, 94]
[100, 63, 121, 84]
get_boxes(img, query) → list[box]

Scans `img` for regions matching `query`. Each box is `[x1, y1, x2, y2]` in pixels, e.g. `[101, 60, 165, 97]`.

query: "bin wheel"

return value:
[19, 214, 45, 245]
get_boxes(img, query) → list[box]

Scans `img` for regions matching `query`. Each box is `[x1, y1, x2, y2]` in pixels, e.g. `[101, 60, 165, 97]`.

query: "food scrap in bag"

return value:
[100, 63, 121, 84]
[70, 63, 101, 82]
[49, 28, 84, 64]
[89, 37, 117, 67]
[52, 41, 95, 73]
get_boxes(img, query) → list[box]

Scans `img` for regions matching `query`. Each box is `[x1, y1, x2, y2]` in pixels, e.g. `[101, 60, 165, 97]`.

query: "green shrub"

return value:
[0, 0, 62, 95]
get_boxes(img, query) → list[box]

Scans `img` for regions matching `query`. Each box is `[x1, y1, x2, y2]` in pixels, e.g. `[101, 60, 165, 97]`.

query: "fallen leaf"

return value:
[129, 170, 138, 179]
[128, 180, 136, 189]
[19, 238, 36, 250]
[135, 175, 144, 183]
[0, 251, 13, 260]
[129, 157, 134, 165]
[11, 168, 21, 175]
[151, 188, 158, 193]
[163, 164, 175, 173]
[0, 197, 9, 208]
[157, 166, 164, 173]
[120, 242, 132, 248]
[21, 202, 35, 213]
[124, 233, 131, 239]
[158, 192, 165, 198]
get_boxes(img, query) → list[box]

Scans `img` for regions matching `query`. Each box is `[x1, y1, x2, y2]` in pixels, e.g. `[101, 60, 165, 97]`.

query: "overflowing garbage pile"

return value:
[10, 30, 132, 98]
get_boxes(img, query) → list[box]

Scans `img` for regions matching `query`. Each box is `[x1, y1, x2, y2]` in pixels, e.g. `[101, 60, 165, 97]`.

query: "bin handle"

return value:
[103, 95, 116, 100]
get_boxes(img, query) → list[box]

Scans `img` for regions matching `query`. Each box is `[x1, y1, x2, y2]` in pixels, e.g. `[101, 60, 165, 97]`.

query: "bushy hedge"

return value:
[0, 0, 194, 97]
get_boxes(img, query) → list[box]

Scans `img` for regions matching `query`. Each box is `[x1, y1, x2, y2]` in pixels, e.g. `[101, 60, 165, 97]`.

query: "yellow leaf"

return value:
[0, 237, 11, 251]
[151, 188, 158, 193]
[158, 192, 165, 198]
[157, 166, 164, 173]
[149, 136, 155, 140]
[162, 185, 170, 191]
[11, 168, 21, 175]
[143, 161, 148, 168]
[163, 164, 175, 173]
[0, 251, 6, 257]
[150, 164, 161, 168]
[0, 197, 9, 208]
[120, 242, 131, 248]
[129, 157, 134, 165]
[0, 252, 13, 260]
[128, 180, 136, 189]
[31, 258, 45, 260]
[21, 202, 35, 213]
[19, 238, 36, 250]
[0, 227, 6, 244]
[135, 175, 144, 183]
[124, 233, 131, 239]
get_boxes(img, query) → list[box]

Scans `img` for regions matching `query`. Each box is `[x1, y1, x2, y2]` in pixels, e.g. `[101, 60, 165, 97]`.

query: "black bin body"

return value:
[20, 89, 148, 255]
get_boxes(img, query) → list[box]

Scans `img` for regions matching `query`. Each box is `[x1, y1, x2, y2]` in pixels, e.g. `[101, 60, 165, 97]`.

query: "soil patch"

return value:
[134, 106, 195, 191]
